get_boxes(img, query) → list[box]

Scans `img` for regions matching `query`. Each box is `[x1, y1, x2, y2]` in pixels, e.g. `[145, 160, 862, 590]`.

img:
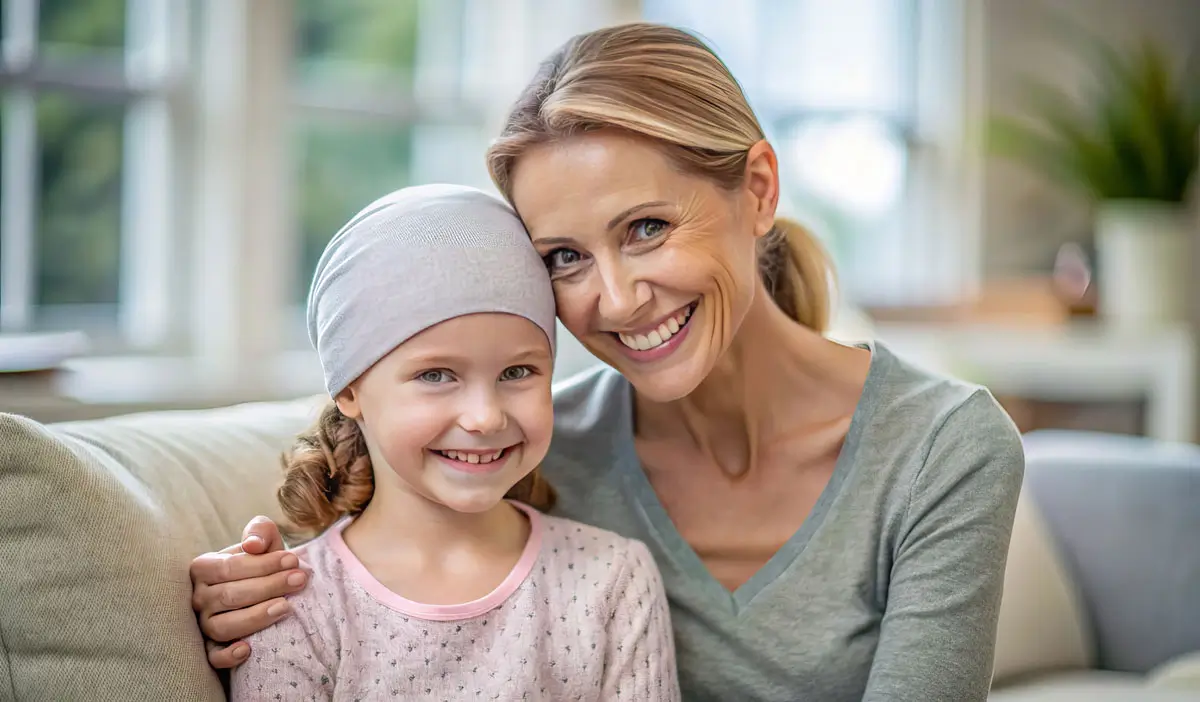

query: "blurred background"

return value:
[1, 0, 1198, 444]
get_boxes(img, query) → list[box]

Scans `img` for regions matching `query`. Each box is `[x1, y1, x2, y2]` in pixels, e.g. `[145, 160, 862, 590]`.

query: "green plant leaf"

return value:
[988, 19, 1199, 203]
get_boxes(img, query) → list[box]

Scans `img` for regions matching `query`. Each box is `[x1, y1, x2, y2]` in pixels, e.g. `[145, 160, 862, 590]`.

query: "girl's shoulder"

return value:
[535, 512, 660, 584]
[285, 518, 359, 599]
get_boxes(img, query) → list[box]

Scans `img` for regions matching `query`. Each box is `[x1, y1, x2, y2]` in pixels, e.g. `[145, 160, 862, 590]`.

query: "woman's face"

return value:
[509, 130, 778, 402]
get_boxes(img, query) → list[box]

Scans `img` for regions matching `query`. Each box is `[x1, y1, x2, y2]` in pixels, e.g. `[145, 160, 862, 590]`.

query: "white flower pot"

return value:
[1094, 200, 1193, 327]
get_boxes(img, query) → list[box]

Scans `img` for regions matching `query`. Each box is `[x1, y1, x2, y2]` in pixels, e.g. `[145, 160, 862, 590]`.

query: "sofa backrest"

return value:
[0, 397, 321, 701]
[1022, 429, 1200, 674]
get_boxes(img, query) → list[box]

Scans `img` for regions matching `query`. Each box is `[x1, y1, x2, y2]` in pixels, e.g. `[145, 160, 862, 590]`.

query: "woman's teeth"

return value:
[618, 305, 693, 351]
[436, 449, 505, 464]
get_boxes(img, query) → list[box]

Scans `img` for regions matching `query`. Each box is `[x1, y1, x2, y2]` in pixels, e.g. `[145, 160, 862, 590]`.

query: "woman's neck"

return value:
[635, 283, 869, 478]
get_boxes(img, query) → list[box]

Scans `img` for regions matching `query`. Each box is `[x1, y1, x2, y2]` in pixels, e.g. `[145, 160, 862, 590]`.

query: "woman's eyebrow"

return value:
[606, 201, 669, 230]
[532, 236, 576, 247]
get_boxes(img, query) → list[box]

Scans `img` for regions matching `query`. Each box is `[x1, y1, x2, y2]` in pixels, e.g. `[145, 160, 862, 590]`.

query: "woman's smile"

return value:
[610, 301, 699, 361]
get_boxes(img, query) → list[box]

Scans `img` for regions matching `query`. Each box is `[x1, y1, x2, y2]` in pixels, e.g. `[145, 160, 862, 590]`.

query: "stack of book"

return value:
[0, 331, 90, 396]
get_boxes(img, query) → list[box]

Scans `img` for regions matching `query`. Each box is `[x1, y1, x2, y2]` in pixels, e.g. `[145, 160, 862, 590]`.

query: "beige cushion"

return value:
[992, 492, 1094, 685]
[0, 398, 321, 701]
[1148, 651, 1200, 690]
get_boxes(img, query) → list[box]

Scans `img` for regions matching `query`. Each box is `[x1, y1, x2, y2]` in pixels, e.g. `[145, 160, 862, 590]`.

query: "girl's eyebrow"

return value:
[403, 347, 549, 366]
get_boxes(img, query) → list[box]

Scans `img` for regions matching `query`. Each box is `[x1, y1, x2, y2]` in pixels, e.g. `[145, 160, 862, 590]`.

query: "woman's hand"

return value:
[189, 516, 309, 669]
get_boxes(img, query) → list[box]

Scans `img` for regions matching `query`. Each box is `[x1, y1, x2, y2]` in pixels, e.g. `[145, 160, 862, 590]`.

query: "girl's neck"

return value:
[344, 479, 529, 562]
[635, 282, 869, 478]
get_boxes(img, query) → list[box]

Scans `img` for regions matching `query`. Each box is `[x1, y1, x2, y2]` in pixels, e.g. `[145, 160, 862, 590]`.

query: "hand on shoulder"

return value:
[189, 515, 310, 668]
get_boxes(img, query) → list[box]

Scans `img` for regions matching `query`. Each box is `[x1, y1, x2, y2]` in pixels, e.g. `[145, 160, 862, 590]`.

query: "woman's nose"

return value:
[595, 260, 652, 324]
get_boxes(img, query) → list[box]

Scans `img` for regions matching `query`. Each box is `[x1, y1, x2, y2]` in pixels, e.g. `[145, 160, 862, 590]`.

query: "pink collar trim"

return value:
[327, 500, 543, 622]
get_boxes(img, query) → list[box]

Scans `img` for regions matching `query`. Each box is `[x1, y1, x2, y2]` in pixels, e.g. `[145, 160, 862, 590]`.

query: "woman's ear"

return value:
[743, 140, 780, 239]
[334, 385, 363, 420]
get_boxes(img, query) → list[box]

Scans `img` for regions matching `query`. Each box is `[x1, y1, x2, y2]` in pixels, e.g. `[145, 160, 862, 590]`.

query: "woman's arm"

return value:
[863, 390, 1025, 702]
[601, 540, 682, 702]
[190, 516, 310, 668]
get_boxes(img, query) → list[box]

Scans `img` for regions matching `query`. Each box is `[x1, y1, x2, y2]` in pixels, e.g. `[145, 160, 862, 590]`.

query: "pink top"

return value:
[231, 503, 680, 701]
[329, 502, 545, 622]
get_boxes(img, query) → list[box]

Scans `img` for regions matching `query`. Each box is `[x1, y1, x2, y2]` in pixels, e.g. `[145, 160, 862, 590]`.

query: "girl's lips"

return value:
[430, 446, 516, 474]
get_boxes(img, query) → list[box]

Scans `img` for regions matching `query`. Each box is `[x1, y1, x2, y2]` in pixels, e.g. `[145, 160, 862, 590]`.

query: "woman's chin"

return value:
[585, 329, 713, 403]
[602, 349, 709, 404]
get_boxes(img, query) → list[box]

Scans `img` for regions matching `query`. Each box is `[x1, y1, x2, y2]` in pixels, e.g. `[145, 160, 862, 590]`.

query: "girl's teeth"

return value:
[440, 449, 505, 464]
[618, 305, 693, 351]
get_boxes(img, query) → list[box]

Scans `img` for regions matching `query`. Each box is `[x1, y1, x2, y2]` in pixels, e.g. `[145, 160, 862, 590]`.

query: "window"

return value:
[295, 1, 437, 304]
[7, 0, 976, 406]
[644, 0, 981, 307]
[285, 0, 630, 379]
[0, 0, 182, 349]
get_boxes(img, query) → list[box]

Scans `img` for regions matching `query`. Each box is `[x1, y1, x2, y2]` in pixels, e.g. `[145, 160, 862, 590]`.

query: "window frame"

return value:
[1, 0, 982, 415]
[0, 0, 187, 351]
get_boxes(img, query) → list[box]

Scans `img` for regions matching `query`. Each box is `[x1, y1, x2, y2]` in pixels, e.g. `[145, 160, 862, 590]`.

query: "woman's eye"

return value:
[544, 249, 582, 271]
[630, 218, 669, 242]
[499, 365, 534, 381]
[418, 370, 452, 384]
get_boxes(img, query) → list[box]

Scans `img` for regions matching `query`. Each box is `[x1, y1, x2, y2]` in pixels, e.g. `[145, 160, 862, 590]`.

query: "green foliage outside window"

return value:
[12, 0, 423, 318]
[26, 0, 126, 315]
[294, 0, 421, 301]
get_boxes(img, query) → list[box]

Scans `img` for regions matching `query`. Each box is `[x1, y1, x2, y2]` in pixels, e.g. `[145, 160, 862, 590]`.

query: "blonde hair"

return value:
[486, 22, 832, 331]
[278, 402, 556, 540]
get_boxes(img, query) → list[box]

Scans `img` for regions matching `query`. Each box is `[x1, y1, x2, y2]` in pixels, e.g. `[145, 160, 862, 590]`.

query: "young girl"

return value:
[231, 184, 679, 701]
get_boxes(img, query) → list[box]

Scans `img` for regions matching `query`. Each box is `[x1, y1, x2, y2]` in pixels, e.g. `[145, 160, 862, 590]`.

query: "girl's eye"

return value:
[630, 218, 669, 242]
[418, 370, 453, 384]
[544, 248, 582, 272]
[499, 365, 534, 382]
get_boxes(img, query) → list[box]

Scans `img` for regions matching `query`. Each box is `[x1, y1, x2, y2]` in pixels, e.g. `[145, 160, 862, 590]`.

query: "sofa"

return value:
[990, 430, 1200, 700]
[1, 397, 1198, 701]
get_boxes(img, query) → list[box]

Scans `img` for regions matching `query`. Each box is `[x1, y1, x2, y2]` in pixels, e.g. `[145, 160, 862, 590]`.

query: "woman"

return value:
[190, 23, 1023, 701]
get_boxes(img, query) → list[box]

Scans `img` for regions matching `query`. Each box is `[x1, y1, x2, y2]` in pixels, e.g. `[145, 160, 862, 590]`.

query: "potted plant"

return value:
[990, 31, 1199, 326]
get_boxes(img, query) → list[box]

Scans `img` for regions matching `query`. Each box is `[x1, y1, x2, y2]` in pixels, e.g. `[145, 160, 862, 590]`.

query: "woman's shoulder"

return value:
[856, 341, 1024, 498]
[551, 364, 627, 435]
[544, 365, 631, 488]
[863, 341, 1018, 441]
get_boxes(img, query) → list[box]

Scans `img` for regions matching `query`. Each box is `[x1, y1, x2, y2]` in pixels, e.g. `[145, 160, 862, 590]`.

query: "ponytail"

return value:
[279, 402, 556, 540]
[505, 468, 556, 513]
[757, 217, 833, 332]
[278, 402, 374, 540]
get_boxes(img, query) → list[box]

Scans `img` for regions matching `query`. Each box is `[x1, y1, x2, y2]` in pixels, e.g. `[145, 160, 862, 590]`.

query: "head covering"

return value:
[307, 183, 556, 396]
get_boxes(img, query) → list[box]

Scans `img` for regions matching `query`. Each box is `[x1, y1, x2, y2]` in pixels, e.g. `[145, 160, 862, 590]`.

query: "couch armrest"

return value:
[1022, 430, 1200, 674]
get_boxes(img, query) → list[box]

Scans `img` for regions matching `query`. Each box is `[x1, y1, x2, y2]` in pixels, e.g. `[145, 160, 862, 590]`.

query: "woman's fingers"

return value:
[199, 586, 299, 643]
[196, 563, 304, 615]
[206, 639, 252, 670]
[190, 548, 299, 589]
[240, 515, 285, 555]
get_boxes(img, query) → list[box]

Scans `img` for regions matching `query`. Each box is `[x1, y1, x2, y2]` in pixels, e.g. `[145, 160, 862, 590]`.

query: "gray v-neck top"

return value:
[543, 341, 1025, 702]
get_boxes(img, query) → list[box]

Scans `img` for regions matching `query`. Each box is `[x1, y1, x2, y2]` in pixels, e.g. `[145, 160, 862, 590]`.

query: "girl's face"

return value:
[336, 313, 554, 514]
[508, 130, 779, 403]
